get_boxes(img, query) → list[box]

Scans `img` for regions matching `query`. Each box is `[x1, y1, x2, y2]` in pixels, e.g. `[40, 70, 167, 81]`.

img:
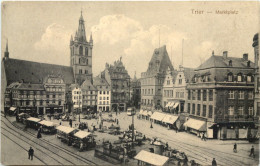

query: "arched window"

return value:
[85, 47, 88, 56]
[227, 73, 233, 82]
[79, 46, 83, 55]
[247, 74, 253, 82]
[237, 73, 243, 82]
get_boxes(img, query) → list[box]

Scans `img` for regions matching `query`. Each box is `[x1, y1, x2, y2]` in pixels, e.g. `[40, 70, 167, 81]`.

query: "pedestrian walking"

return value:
[212, 158, 217, 166]
[69, 119, 72, 128]
[249, 146, 255, 158]
[109, 142, 112, 154]
[233, 143, 237, 153]
[28, 147, 34, 160]
[201, 132, 206, 141]
[117, 119, 119, 125]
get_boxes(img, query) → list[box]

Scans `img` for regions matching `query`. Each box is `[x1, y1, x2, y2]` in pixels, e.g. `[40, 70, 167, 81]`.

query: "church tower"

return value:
[70, 11, 93, 85]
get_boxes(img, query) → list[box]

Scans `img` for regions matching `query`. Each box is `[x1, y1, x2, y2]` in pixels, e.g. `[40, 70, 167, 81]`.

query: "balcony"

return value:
[215, 115, 258, 123]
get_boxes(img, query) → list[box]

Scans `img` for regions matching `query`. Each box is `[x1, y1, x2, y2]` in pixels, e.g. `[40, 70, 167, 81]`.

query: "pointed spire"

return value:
[6, 39, 8, 52]
[4, 39, 9, 60]
[90, 32, 93, 42]
[77, 10, 86, 42]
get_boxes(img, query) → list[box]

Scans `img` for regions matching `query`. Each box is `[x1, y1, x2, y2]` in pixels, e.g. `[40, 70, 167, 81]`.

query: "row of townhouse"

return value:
[141, 33, 259, 140]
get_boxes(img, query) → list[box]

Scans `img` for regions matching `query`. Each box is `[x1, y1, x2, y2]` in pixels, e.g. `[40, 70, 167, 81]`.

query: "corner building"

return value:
[186, 51, 257, 139]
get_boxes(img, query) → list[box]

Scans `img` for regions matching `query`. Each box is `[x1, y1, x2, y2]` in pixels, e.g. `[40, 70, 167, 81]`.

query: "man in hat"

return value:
[28, 147, 34, 160]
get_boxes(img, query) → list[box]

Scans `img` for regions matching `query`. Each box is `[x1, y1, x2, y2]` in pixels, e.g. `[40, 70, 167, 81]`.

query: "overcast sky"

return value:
[2, 1, 260, 78]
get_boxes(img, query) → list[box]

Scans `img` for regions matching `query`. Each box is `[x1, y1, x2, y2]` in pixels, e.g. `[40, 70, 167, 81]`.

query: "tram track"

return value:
[1, 116, 98, 165]
[1, 132, 48, 165]
[131, 115, 253, 166]
[1, 127, 66, 165]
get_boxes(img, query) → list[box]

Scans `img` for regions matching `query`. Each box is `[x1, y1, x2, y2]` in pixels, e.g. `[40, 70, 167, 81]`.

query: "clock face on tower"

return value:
[80, 57, 86, 64]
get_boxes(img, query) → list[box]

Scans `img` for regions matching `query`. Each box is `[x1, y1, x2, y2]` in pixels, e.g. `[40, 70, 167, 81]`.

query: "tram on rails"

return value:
[72, 130, 96, 151]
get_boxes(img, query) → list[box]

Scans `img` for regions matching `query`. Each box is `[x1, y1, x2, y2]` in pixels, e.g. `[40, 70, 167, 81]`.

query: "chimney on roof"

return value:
[223, 51, 228, 59]
[243, 53, 248, 61]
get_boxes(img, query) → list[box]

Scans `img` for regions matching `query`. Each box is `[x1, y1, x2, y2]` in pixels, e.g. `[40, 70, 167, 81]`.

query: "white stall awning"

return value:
[134, 150, 169, 166]
[56, 125, 76, 134]
[74, 131, 92, 139]
[150, 112, 166, 121]
[162, 114, 178, 124]
[184, 118, 206, 131]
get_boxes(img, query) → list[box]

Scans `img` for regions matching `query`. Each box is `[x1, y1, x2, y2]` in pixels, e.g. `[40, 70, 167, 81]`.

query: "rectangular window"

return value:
[79, 69, 82, 74]
[248, 91, 253, 99]
[209, 90, 213, 101]
[197, 90, 201, 100]
[228, 90, 234, 99]
[228, 75, 233, 82]
[238, 91, 244, 99]
[248, 107, 254, 116]
[203, 90, 207, 101]
[228, 106, 234, 115]
[197, 104, 201, 116]
[47, 95, 49, 98]
[107, 97, 109, 100]
[257, 102, 260, 116]
[188, 103, 191, 114]
[237, 75, 242, 82]
[238, 107, 244, 115]
[202, 105, 206, 117]
[167, 80, 170, 85]
[208, 105, 213, 118]
[247, 76, 252, 82]
[53, 95, 55, 98]
[179, 79, 182, 85]
[58, 101, 61, 105]
[192, 104, 195, 115]
[188, 90, 191, 100]
[192, 90, 196, 100]
[99, 97, 102, 100]
[40, 101, 43, 105]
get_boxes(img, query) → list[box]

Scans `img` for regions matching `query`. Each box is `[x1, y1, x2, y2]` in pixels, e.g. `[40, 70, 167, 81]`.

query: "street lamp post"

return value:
[127, 107, 136, 143]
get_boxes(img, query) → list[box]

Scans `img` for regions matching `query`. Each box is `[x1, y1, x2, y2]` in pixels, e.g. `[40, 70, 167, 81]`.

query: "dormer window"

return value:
[237, 73, 242, 82]
[228, 73, 233, 82]
[247, 75, 252, 82]
[229, 60, 232, 66]
[247, 61, 250, 67]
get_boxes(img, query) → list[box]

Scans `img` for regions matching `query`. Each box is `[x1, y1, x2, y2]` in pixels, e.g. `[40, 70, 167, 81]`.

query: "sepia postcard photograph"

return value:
[1, 1, 260, 166]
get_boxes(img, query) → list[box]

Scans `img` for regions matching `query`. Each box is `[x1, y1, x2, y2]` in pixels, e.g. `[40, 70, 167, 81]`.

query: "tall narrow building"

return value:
[141, 45, 174, 111]
[70, 11, 93, 85]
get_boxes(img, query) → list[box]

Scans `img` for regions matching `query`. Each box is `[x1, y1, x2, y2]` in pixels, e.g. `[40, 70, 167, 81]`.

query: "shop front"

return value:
[183, 118, 207, 137]
[215, 122, 258, 140]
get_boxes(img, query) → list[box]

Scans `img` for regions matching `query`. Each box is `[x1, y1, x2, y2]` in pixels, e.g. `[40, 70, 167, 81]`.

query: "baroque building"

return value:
[100, 58, 131, 112]
[141, 45, 174, 111]
[185, 51, 257, 139]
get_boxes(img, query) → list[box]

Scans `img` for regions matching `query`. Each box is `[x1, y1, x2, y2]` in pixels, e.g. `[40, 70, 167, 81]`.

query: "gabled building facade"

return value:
[93, 76, 111, 112]
[141, 45, 174, 111]
[100, 58, 131, 112]
[253, 33, 260, 120]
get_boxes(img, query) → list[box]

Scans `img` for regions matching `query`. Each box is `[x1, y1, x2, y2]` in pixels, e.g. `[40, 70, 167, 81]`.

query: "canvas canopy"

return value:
[183, 118, 206, 131]
[148, 111, 153, 116]
[56, 125, 76, 134]
[39, 120, 54, 127]
[173, 103, 179, 109]
[27, 117, 41, 123]
[142, 111, 148, 116]
[139, 109, 144, 115]
[162, 114, 178, 124]
[9, 107, 16, 111]
[74, 131, 92, 139]
[150, 112, 166, 121]
[134, 150, 169, 166]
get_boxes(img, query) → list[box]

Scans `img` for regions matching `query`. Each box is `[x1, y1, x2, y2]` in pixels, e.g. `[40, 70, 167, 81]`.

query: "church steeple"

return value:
[70, 10, 93, 85]
[4, 40, 9, 60]
[77, 10, 86, 42]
